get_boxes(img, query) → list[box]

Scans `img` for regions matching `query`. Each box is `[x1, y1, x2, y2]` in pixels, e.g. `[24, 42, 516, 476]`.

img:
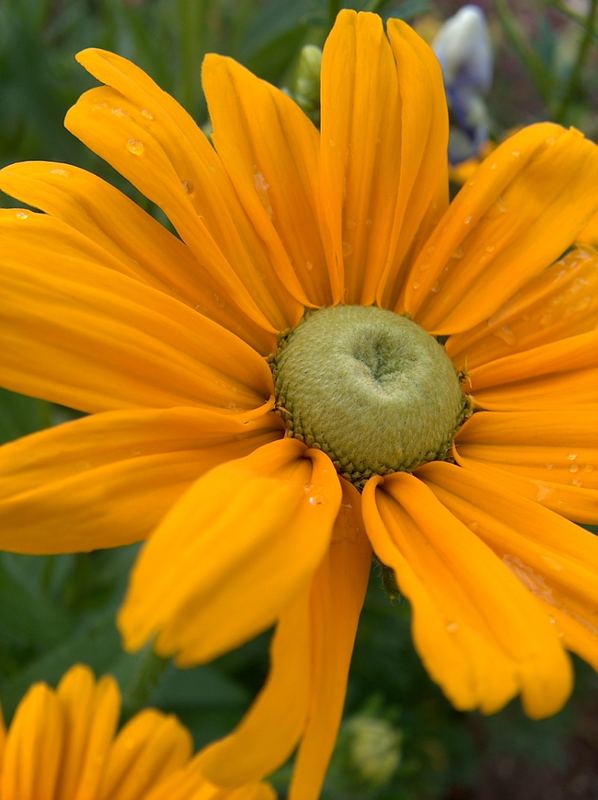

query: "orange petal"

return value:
[446, 246, 598, 371]
[290, 480, 371, 800]
[577, 211, 598, 247]
[203, 54, 335, 307]
[197, 586, 312, 785]
[1, 683, 64, 800]
[67, 49, 301, 332]
[465, 330, 598, 410]
[97, 710, 192, 800]
[0, 407, 280, 553]
[55, 665, 120, 800]
[320, 11, 448, 305]
[404, 124, 598, 332]
[418, 461, 598, 686]
[0, 162, 275, 354]
[454, 410, 598, 523]
[0, 215, 272, 413]
[362, 471, 572, 718]
[377, 19, 450, 309]
[119, 439, 341, 665]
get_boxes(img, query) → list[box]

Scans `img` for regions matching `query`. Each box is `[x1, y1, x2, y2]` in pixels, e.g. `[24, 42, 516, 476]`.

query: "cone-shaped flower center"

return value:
[272, 305, 468, 484]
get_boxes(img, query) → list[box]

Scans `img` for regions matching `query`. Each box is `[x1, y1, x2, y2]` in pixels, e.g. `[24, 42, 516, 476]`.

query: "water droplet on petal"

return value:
[140, 108, 154, 120]
[49, 167, 69, 177]
[412, 280, 421, 291]
[126, 138, 145, 156]
[583, 464, 594, 473]
[308, 495, 324, 506]
[182, 179, 194, 194]
[451, 245, 465, 259]
[485, 244, 496, 254]
[569, 462, 579, 473]
[15, 211, 29, 219]
[111, 107, 127, 118]
[567, 453, 577, 461]
[535, 483, 554, 502]
[493, 325, 517, 345]
[489, 162, 498, 170]
[305, 260, 314, 272]
[463, 215, 472, 225]
[511, 150, 521, 158]
[430, 281, 441, 294]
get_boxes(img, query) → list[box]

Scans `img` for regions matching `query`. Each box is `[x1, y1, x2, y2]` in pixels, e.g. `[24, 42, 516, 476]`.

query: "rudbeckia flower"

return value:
[0, 663, 272, 800]
[1, 9, 598, 799]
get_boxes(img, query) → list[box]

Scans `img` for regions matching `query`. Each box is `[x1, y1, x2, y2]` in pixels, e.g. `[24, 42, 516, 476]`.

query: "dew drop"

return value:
[569, 462, 579, 473]
[496, 196, 508, 214]
[15, 210, 29, 219]
[451, 245, 465, 259]
[463, 215, 472, 225]
[126, 138, 145, 156]
[535, 483, 554, 502]
[584, 464, 594, 473]
[489, 162, 498, 170]
[430, 281, 441, 294]
[567, 453, 577, 461]
[308, 495, 324, 506]
[412, 280, 421, 291]
[140, 108, 154, 120]
[182, 179, 194, 194]
[485, 244, 496, 254]
[539, 312, 553, 327]
[111, 107, 127, 118]
[571, 478, 583, 487]
[511, 149, 521, 158]
[49, 167, 69, 177]
[494, 325, 517, 345]
[305, 260, 314, 272]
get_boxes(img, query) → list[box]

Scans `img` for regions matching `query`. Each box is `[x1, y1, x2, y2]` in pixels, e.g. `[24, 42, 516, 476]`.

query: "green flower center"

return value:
[271, 305, 468, 485]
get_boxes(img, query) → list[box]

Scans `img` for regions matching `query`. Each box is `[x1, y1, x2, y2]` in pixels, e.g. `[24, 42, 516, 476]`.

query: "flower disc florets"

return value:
[271, 305, 469, 485]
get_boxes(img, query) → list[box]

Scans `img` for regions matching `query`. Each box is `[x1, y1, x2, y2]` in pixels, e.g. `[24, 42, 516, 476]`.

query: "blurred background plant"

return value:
[0, 1, 597, 798]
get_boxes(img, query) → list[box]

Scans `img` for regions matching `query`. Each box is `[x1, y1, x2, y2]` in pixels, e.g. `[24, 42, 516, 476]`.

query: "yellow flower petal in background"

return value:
[0, 220, 272, 413]
[446, 246, 598, 371]
[363, 472, 572, 718]
[68, 48, 302, 333]
[577, 210, 598, 247]
[203, 54, 335, 308]
[120, 438, 341, 664]
[455, 410, 598, 523]
[404, 124, 598, 333]
[0, 664, 273, 800]
[0, 407, 280, 552]
[0, 162, 276, 353]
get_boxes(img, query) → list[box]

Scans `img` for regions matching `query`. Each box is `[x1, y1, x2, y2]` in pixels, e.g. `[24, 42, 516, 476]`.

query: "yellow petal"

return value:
[197, 587, 312, 785]
[67, 49, 301, 332]
[577, 210, 598, 246]
[0, 216, 272, 413]
[55, 665, 120, 800]
[418, 461, 598, 691]
[362, 471, 572, 718]
[377, 19, 450, 309]
[203, 54, 335, 307]
[405, 124, 598, 332]
[446, 246, 598, 371]
[454, 410, 598, 523]
[0, 162, 275, 354]
[1, 683, 64, 800]
[466, 330, 598, 410]
[320, 11, 448, 305]
[290, 480, 371, 800]
[0, 406, 280, 554]
[119, 439, 341, 665]
[97, 710, 192, 800]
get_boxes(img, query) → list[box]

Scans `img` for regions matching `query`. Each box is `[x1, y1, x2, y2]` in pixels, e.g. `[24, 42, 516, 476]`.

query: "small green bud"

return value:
[294, 44, 322, 119]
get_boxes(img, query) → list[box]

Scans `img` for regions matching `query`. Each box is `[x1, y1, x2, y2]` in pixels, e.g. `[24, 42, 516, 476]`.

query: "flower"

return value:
[0, 664, 273, 800]
[433, 4, 493, 162]
[1, 8, 598, 799]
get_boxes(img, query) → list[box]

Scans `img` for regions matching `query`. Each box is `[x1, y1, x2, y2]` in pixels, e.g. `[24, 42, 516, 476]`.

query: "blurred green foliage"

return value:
[1, 1, 598, 798]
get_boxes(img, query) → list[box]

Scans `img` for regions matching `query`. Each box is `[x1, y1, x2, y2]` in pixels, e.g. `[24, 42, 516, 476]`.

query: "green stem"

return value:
[554, 0, 598, 123]
[122, 647, 170, 719]
[495, 0, 554, 107]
